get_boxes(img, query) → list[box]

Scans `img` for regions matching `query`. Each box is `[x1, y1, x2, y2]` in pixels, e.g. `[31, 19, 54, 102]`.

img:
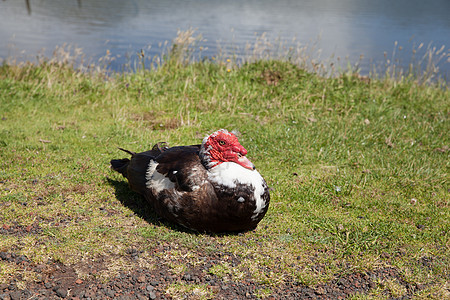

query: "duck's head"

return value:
[200, 129, 255, 170]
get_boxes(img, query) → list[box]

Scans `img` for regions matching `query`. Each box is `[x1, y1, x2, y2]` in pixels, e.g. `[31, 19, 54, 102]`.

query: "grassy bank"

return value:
[0, 49, 448, 298]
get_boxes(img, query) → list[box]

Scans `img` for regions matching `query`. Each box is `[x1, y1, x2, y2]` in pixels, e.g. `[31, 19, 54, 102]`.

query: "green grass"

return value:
[0, 44, 448, 299]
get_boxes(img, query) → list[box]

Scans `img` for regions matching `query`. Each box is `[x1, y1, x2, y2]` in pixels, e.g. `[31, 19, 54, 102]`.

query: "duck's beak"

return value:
[236, 154, 255, 170]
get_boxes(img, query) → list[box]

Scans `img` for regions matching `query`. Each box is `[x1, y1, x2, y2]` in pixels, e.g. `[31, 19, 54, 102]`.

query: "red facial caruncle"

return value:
[202, 129, 255, 170]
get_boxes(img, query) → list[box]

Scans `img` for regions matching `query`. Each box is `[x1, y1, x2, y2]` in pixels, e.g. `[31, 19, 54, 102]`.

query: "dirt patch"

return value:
[132, 112, 181, 131]
[0, 222, 42, 236]
[62, 183, 96, 196]
[261, 69, 282, 86]
[0, 250, 424, 299]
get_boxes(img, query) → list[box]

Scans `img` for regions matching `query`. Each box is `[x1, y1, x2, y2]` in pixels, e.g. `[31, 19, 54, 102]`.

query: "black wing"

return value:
[154, 145, 207, 192]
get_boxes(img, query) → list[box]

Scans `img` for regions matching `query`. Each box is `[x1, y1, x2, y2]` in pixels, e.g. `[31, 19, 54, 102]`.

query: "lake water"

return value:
[1, 0, 449, 80]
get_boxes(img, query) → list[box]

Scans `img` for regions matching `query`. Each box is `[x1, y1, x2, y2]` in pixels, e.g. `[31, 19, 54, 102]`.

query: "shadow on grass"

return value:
[106, 177, 192, 233]
[106, 177, 243, 236]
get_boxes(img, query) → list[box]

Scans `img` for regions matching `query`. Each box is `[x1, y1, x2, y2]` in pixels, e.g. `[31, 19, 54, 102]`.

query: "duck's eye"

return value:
[219, 140, 226, 145]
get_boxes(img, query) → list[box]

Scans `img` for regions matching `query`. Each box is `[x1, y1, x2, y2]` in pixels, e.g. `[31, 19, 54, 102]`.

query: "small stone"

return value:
[0, 252, 8, 260]
[55, 287, 68, 298]
[146, 285, 154, 292]
[105, 288, 115, 298]
[410, 198, 417, 205]
[9, 291, 22, 300]
[364, 118, 370, 125]
[44, 282, 53, 289]
[136, 294, 147, 300]
[182, 274, 192, 281]
[75, 278, 83, 284]
[137, 275, 145, 283]
[149, 291, 157, 299]
[16, 255, 28, 263]
[315, 287, 326, 295]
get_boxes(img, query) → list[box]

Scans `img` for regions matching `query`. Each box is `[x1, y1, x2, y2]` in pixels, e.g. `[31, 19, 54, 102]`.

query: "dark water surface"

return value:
[1, 0, 449, 79]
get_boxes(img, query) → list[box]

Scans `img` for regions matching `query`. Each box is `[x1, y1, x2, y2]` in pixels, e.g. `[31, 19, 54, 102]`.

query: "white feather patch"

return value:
[146, 160, 175, 194]
[207, 162, 267, 220]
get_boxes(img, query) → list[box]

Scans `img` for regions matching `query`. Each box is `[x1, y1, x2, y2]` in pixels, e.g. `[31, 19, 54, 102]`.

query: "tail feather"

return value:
[110, 158, 130, 178]
[110, 147, 136, 178]
[110, 145, 166, 192]
[118, 147, 136, 156]
[111, 147, 156, 196]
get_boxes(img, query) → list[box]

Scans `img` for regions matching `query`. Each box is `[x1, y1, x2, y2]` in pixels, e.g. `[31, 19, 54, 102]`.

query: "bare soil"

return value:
[0, 247, 423, 299]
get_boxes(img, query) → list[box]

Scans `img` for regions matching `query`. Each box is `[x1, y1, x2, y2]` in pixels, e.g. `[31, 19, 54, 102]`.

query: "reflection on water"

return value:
[23, 0, 81, 14]
[1, 0, 449, 79]
[24, 0, 81, 15]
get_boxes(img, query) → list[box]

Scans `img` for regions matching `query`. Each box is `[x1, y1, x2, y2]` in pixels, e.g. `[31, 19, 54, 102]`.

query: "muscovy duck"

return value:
[110, 129, 270, 232]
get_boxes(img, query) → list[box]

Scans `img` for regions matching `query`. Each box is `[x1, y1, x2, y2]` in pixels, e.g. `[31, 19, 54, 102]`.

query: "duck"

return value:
[110, 129, 270, 233]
